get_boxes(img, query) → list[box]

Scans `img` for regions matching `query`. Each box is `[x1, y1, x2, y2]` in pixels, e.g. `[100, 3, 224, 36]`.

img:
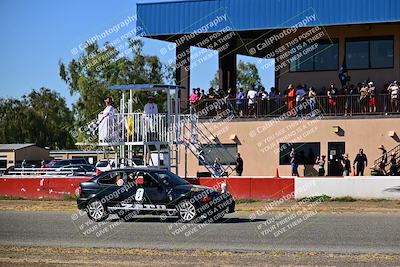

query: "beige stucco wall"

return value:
[178, 117, 400, 177]
[278, 23, 400, 92]
[0, 151, 15, 168]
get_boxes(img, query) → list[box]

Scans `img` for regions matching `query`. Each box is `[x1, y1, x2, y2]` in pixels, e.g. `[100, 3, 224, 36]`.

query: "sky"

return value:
[0, 0, 274, 108]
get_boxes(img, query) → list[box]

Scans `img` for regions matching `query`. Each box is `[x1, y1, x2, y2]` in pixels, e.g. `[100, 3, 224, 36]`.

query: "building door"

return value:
[328, 142, 345, 176]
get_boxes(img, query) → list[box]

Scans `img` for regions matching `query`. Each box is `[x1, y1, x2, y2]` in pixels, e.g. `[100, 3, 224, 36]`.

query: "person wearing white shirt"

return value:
[144, 96, 158, 115]
[143, 96, 159, 141]
[98, 97, 115, 142]
[247, 87, 257, 116]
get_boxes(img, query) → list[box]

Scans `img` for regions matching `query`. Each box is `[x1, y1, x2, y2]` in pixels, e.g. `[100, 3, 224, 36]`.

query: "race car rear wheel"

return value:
[177, 199, 197, 223]
[86, 199, 108, 222]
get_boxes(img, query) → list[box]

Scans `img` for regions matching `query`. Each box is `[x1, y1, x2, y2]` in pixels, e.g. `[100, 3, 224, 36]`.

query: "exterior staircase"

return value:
[180, 115, 236, 177]
[372, 144, 400, 174]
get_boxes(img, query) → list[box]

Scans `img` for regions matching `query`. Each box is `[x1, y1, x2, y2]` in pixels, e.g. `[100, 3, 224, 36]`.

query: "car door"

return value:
[135, 171, 168, 205]
[97, 171, 134, 207]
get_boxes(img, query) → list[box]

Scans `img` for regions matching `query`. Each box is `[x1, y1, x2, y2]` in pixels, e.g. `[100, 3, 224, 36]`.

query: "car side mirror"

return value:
[136, 176, 144, 186]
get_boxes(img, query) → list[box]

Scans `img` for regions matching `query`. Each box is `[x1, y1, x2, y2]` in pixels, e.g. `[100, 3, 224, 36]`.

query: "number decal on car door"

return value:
[135, 188, 144, 201]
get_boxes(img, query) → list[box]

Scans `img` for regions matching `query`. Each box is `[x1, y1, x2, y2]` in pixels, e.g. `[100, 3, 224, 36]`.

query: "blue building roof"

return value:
[137, 0, 400, 36]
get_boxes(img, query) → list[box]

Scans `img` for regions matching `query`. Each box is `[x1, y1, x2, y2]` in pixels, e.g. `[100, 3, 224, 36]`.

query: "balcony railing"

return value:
[185, 94, 399, 118]
[98, 113, 193, 146]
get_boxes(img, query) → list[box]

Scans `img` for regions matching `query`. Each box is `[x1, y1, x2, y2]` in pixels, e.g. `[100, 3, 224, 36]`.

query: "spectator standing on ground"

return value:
[353, 148, 368, 176]
[40, 160, 45, 168]
[316, 155, 326, 176]
[213, 157, 223, 177]
[308, 87, 317, 112]
[378, 145, 388, 175]
[247, 86, 257, 117]
[236, 88, 245, 117]
[235, 153, 244, 176]
[287, 84, 296, 116]
[388, 81, 399, 112]
[389, 152, 398, 176]
[368, 82, 376, 112]
[342, 154, 351, 176]
[200, 89, 206, 100]
[290, 148, 299, 176]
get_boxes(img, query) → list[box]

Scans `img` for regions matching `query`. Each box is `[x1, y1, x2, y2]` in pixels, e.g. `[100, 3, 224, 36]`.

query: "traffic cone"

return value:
[275, 167, 280, 178]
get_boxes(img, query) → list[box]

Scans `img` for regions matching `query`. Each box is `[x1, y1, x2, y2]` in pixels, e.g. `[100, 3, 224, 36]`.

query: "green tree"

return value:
[59, 39, 165, 130]
[209, 61, 262, 91]
[210, 71, 219, 89]
[236, 61, 261, 89]
[0, 88, 74, 149]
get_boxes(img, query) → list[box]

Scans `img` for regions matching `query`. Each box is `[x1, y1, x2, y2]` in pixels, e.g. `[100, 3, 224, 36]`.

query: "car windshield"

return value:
[82, 165, 95, 171]
[96, 161, 109, 167]
[152, 171, 189, 187]
[133, 158, 144, 166]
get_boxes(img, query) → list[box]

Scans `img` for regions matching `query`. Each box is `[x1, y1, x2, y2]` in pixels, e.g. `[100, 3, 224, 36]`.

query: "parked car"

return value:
[47, 158, 90, 169]
[77, 168, 235, 222]
[56, 164, 97, 176]
[95, 158, 145, 172]
[95, 159, 116, 172]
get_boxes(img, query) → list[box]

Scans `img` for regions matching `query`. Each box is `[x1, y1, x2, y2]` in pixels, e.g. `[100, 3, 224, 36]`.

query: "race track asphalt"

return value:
[0, 211, 399, 254]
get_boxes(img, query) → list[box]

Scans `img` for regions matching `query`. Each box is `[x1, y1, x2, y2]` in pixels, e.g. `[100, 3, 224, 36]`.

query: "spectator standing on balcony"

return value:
[296, 85, 306, 116]
[290, 148, 299, 176]
[327, 83, 337, 114]
[189, 88, 200, 114]
[287, 84, 296, 116]
[235, 153, 244, 176]
[377, 145, 388, 175]
[388, 81, 399, 113]
[389, 152, 398, 176]
[236, 88, 245, 117]
[200, 89, 206, 100]
[247, 86, 257, 117]
[353, 148, 368, 176]
[308, 87, 317, 113]
[359, 82, 369, 113]
[368, 82, 376, 112]
[316, 155, 326, 176]
[381, 83, 389, 115]
[342, 154, 351, 176]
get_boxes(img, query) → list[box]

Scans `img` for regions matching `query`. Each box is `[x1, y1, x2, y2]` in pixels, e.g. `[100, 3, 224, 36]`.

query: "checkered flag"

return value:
[86, 121, 99, 136]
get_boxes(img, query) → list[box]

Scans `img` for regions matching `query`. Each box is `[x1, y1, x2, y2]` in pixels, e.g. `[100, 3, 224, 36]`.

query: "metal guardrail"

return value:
[185, 94, 398, 118]
[0, 167, 95, 177]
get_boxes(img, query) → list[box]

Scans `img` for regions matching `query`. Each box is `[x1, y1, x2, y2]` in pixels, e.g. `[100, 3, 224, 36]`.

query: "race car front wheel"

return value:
[86, 199, 109, 222]
[177, 199, 197, 223]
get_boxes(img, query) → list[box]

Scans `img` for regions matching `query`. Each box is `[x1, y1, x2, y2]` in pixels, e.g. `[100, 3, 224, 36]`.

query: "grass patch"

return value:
[299, 195, 332, 203]
[0, 196, 25, 200]
[330, 196, 357, 202]
[235, 199, 261, 204]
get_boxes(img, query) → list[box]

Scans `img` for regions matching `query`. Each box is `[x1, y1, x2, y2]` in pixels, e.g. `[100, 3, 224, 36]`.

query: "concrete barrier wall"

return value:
[186, 177, 295, 200]
[0, 177, 91, 199]
[295, 176, 400, 199]
[0, 176, 295, 200]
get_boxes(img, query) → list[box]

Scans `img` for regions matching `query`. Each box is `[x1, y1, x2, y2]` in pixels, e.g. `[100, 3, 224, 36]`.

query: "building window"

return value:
[279, 142, 320, 165]
[290, 41, 338, 72]
[199, 144, 237, 165]
[346, 37, 393, 69]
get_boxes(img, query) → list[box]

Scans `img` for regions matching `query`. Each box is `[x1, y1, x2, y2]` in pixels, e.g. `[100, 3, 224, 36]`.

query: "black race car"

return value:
[76, 168, 235, 223]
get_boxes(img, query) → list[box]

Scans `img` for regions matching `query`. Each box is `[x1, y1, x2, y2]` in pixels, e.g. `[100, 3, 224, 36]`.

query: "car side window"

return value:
[98, 172, 122, 185]
[136, 171, 160, 188]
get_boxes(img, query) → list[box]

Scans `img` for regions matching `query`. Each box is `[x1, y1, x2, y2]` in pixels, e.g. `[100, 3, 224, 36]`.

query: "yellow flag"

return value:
[127, 116, 133, 137]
